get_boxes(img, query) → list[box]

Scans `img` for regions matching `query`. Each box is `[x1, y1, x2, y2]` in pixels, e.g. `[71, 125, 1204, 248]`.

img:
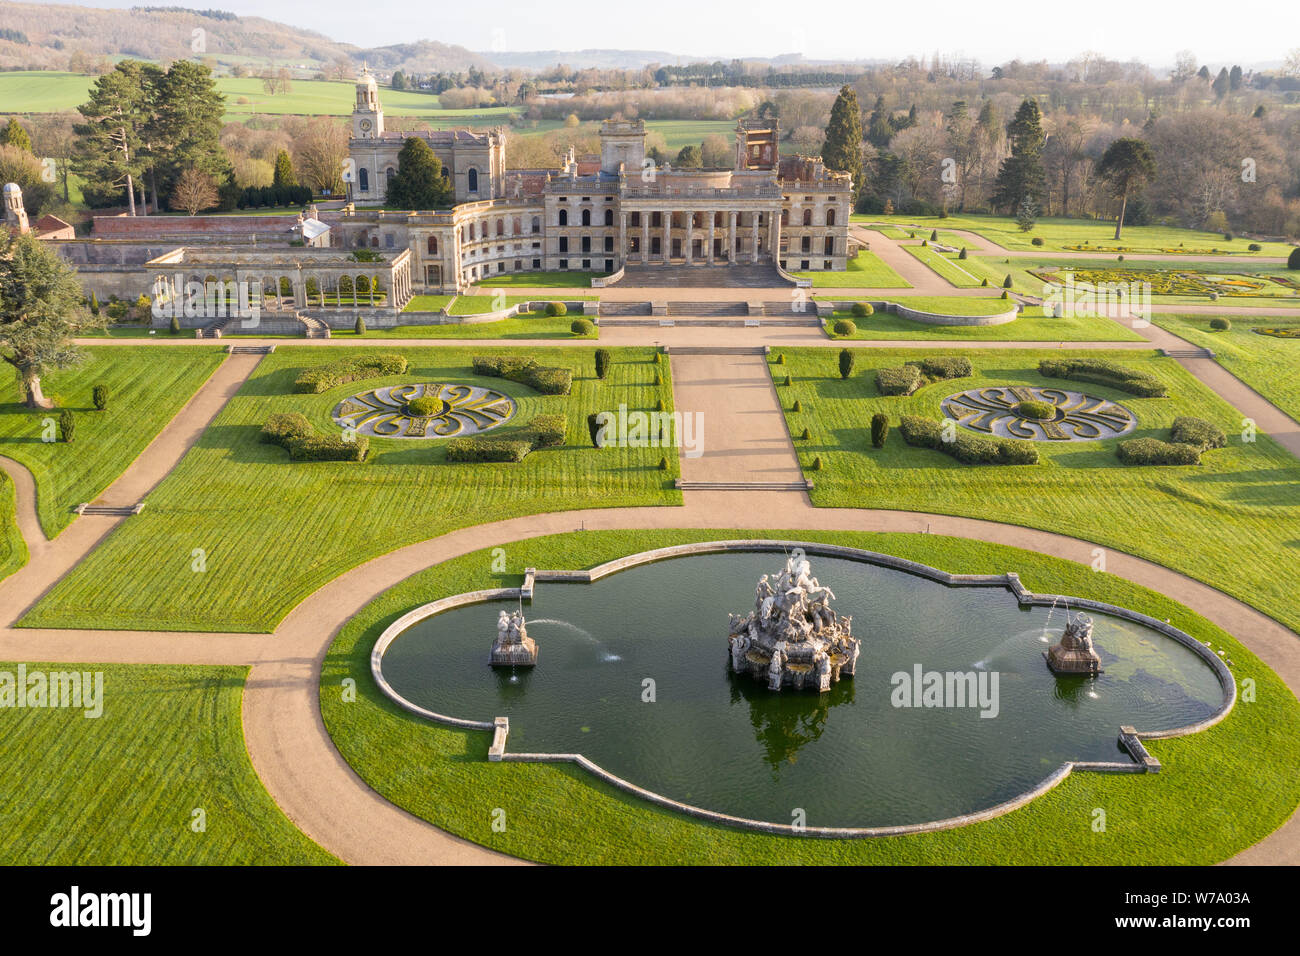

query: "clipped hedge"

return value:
[899, 415, 1039, 465]
[571, 318, 595, 335]
[1038, 357, 1167, 397]
[851, 302, 873, 318]
[1170, 416, 1226, 449]
[526, 414, 566, 448]
[472, 355, 573, 395]
[287, 434, 369, 462]
[832, 318, 857, 336]
[260, 412, 314, 447]
[876, 364, 923, 396]
[909, 356, 972, 381]
[1117, 437, 1202, 466]
[445, 438, 534, 462]
[545, 301, 568, 317]
[294, 353, 409, 394]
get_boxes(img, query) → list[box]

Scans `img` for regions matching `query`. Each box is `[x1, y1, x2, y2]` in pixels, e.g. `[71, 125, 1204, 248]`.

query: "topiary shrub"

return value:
[1038, 357, 1166, 397]
[570, 318, 595, 335]
[260, 412, 314, 448]
[473, 355, 572, 395]
[659, 456, 669, 470]
[800, 427, 811, 440]
[89, 292, 100, 316]
[92, 384, 109, 411]
[653, 351, 662, 364]
[355, 315, 366, 335]
[1117, 437, 1201, 466]
[980, 277, 989, 287]
[839, 348, 855, 379]
[587, 412, 604, 448]
[909, 356, 972, 381]
[526, 414, 566, 448]
[1000, 290, 1009, 299]
[812, 456, 823, 470]
[1170, 416, 1226, 450]
[1031, 237, 1044, 246]
[1248, 243, 1262, 252]
[783, 374, 792, 386]
[930, 229, 938, 241]
[169, 315, 180, 334]
[1002, 274, 1013, 289]
[58, 408, 75, 443]
[287, 435, 369, 462]
[876, 364, 924, 396]
[294, 353, 409, 393]
[870, 412, 889, 448]
[1288, 247, 1300, 270]
[832, 318, 857, 336]
[958, 248, 968, 260]
[445, 438, 533, 462]
[1013, 399, 1055, 420]
[851, 301, 872, 318]
[898, 414, 1039, 465]
[775, 353, 785, 364]
[545, 301, 568, 317]
[792, 399, 803, 412]
[1209, 317, 1231, 331]
[405, 395, 443, 418]
[594, 348, 611, 379]
[654, 370, 662, 385]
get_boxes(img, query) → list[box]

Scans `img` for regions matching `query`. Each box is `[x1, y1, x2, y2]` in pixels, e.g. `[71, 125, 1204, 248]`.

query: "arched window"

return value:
[558, 209, 568, 226]
[826, 208, 836, 226]
[427, 235, 438, 255]
[581, 209, 591, 226]
[513, 217, 521, 235]
[496, 218, 504, 236]
[358, 168, 369, 191]
[531, 216, 540, 233]
[468, 168, 479, 192]
[603, 208, 614, 226]
[781, 209, 789, 226]
[802, 208, 812, 226]
[440, 167, 449, 179]
[385, 167, 395, 183]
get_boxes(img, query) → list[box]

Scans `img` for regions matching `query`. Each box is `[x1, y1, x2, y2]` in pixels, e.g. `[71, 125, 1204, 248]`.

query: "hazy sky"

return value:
[65, 0, 1295, 65]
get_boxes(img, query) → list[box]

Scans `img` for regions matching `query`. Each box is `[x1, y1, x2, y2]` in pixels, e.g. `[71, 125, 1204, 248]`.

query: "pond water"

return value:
[380, 551, 1224, 828]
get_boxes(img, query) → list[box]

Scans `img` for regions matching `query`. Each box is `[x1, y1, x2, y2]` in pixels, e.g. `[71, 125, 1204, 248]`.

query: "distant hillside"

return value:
[0, 2, 492, 74]
[479, 49, 716, 72]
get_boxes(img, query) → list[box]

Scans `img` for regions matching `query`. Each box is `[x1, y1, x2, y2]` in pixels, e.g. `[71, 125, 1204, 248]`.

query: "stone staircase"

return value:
[226, 344, 276, 355]
[1161, 347, 1215, 359]
[664, 345, 768, 355]
[74, 502, 144, 517]
[666, 301, 747, 316]
[597, 301, 653, 316]
[675, 479, 812, 491]
[299, 312, 332, 338]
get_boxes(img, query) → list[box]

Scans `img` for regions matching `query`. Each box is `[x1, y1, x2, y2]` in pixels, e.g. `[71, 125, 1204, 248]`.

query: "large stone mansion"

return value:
[338, 70, 852, 292]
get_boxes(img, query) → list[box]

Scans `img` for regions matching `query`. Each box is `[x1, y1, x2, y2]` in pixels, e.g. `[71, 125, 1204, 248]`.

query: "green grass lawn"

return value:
[1154, 315, 1300, 422]
[0, 346, 226, 538]
[447, 295, 595, 316]
[903, 244, 987, 287]
[469, 272, 606, 289]
[401, 295, 456, 313]
[0, 661, 336, 864]
[771, 347, 1300, 637]
[319, 528, 1299, 865]
[0, 471, 28, 583]
[791, 252, 910, 288]
[823, 305, 1143, 342]
[854, 213, 1297, 257]
[22, 346, 680, 632]
[823, 295, 1018, 316]
[360, 316, 598, 339]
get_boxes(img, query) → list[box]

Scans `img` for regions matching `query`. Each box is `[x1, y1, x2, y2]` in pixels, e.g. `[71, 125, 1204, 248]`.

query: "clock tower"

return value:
[352, 66, 384, 139]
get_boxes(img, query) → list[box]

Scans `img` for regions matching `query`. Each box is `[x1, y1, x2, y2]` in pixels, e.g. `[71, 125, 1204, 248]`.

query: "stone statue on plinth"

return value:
[490, 608, 538, 667]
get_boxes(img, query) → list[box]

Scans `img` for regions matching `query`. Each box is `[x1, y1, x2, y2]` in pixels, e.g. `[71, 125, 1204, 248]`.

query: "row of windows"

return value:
[357, 166, 478, 192]
[782, 208, 838, 226]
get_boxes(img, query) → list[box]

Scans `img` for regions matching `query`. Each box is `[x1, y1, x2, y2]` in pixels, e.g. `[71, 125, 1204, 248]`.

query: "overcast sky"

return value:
[66, 0, 1295, 66]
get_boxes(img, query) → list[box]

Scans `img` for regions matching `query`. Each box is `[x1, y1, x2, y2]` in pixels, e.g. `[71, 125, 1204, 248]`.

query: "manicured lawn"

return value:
[770, 347, 1300, 637]
[0, 661, 336, 864]
[1154, 315, 1300, 422]
[401, 295, 455, 313]
[361, 316, 598, 339]
[823, 306, 1143, 342]
[469, 272, 606, 289]
[903, 244, 986, 287]
[854, 213, 1297, 257]
[0, 472, 28, 583]
[320, 528, 1300, 865]
[23, 346, 680, 632]
[447, 295, 596, 316]
[0, 346, 226, 538]
[791, 252, 910, 288]
[823, 295, 1018, 315]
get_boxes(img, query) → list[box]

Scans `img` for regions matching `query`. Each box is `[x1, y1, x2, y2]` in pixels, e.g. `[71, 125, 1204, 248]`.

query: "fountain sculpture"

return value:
[727, 553, 861, 692]
[1044, 613, 1103, 675]
[490, 609, 538, 667]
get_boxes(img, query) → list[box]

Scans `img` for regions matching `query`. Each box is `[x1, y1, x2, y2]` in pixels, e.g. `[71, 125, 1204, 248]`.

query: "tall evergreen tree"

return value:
[73, 60, 149, 215]
[385, 137, 453, 209]
[991, 98, 1046, 215]
[272, 149, 297, 189]
[1096, 138, 1156, 240]
[148, 61, 230, 208]
[1, 119, 32, 153]
[821, 85, 864, 204]
[1212, 67, 1230, 100]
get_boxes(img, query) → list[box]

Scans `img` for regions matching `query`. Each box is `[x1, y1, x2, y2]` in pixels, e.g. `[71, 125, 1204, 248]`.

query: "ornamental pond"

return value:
[378, 550, 1225, 829]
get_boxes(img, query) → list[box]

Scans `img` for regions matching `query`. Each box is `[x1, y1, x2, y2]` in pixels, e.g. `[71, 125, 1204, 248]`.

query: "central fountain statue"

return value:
[1044, 612, 1103, 675]
[727, 552, 861, 692]
[490, 608, 538, 667]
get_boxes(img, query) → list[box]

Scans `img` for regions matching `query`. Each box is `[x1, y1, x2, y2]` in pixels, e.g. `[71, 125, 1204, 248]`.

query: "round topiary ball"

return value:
[851, 302, 873, 318]
[1012, 399, 1056, 421]
[1288, 247, 1300, 270]
[1209, 317, 1231, 331]
[832, 318, 857, 336]
[546, 301, 568, 317]
[405, 395, 445, 418]
[570, 318, 595, 334]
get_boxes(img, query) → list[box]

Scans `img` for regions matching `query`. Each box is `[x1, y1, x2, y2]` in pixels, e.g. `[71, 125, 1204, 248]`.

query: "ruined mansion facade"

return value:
[340, 70, 852, 292]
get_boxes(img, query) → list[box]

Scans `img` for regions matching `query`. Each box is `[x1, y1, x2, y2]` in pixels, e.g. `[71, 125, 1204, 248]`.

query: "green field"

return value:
[22, 346, 680, 632]
[0, 346, 226, 538]
[363, 315, 598, 339]
[854, 213, 1297, 258]
[903, 244, 987, 287]
[0, 472, 29, 583]
[791, 252, 910, 288]
[1154, 315, 1300, 423]
[0, 661, 336, 864]
[468, 272, 606, 289]
[823, 305, 1143, 341]
[320, 528, 1300, 865]
[772, 347, 1300, 637]
[447, 295, 595, 316]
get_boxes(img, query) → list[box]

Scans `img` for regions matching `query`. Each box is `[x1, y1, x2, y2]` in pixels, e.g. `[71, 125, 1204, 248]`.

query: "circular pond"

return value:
[941, 385, 1136, 441]
[378, 550, 1225, 829]
[332, 383, 515, 438]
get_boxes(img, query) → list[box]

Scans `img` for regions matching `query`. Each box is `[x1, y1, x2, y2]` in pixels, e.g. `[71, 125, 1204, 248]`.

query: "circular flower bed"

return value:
[1012, 399, 1057, 421]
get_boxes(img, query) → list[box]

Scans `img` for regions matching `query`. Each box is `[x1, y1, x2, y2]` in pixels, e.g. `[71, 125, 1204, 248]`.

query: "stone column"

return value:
[641, 215, 649, 264]
[618, 211, 627, 267]
[685, 211, 693, 264]
[770, 211, 781, 267]
[707, 211, 715, 264]
[750, 213, 760, 264]
[662, 211, 671, 262]
[728, 211, 737, 262]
